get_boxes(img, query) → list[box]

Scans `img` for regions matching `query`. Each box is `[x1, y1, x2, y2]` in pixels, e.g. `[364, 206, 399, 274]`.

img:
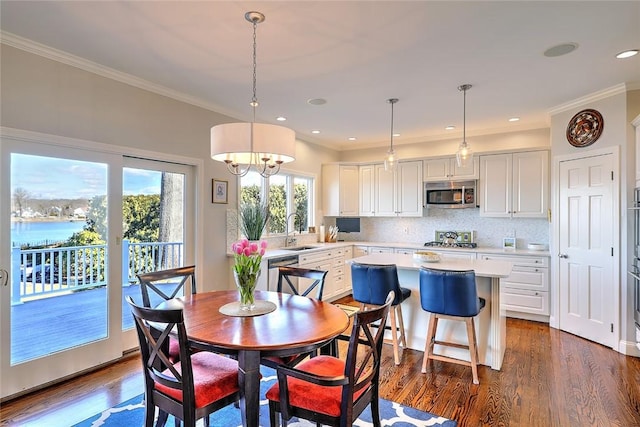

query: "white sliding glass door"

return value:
[0, 139, 123, 398]
[0, 137, 196, 399]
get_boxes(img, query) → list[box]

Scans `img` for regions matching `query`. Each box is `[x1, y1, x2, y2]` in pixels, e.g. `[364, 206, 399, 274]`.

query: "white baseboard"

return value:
[618, 340, 640, 357]
[506, 310, 550, 323]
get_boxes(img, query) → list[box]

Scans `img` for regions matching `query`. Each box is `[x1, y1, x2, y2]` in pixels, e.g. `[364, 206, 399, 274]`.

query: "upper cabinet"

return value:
[322, 164, 359, 216]
[374, 160, 423, 217]
[479, 151, 549, 218]
[359, 164, 376, 217]
[423, 156, 479, 181]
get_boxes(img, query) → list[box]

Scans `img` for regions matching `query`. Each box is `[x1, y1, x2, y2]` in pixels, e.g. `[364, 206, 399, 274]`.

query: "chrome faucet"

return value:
[284, 212, 302, 247]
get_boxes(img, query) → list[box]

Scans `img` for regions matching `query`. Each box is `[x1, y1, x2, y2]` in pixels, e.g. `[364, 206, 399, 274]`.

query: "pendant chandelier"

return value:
[456, 84, 473, 168]
[384, 98, 399, 172]
[210, 11, 295, 178]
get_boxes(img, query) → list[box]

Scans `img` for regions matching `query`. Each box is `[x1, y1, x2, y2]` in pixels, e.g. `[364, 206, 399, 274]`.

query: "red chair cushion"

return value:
[168, 337, 180, 363]
[155, 352, 239, 408]
[265, 355, 367, 417]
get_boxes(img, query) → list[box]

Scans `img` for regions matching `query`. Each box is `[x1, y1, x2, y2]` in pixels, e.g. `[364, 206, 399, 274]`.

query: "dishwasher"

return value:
[267, 254, 299, 292]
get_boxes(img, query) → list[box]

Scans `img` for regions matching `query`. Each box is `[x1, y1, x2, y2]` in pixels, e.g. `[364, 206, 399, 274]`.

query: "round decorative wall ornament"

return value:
[566, 109, 604, 148]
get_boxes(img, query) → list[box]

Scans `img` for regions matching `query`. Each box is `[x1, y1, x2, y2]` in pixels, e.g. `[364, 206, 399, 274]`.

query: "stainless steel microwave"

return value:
[424, 180, 477, 208]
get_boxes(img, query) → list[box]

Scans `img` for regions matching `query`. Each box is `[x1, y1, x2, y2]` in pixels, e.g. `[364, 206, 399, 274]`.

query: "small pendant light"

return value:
[456, 84, 473, 168]
[384, 98, 399, 172]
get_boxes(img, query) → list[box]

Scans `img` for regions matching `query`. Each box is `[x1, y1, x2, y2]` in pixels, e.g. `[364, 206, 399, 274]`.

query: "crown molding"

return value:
[0, 30, 241, 121]
[548, 83, 630, 116]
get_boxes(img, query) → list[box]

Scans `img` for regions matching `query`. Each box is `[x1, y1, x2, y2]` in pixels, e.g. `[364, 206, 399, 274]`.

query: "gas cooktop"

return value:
[424, 230, 477, 248]
[424, 241, 478, 249]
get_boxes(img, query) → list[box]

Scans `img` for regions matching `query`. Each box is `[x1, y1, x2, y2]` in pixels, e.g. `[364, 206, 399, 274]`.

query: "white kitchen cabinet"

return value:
[322, 164, 359, 217]
[480, 253, 550, 320]
[394, 248, 416, 255]
[420, 249, 477, 261]
[368, 247, 394, 254]
[423, 156, 479, 181]
[298, 246, 351, 301]
[359, 164, 376, 216]
[342, 246, 353, 294]
[353, 245, 369, 258]
[479, 151, 549, 218]
[374, 161, 423, 217]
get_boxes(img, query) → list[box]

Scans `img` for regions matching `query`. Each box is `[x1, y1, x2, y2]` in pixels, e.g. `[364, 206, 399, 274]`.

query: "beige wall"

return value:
[1, 45, 339, 291]
[338, 127, 550, 163]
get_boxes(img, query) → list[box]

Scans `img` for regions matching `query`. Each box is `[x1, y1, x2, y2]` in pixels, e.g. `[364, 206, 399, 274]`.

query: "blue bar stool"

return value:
[351, 262, 412, 365]
[419, 267, 486, 384]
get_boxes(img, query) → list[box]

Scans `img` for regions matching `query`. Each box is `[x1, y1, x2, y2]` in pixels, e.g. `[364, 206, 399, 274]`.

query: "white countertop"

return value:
[349, 253, 513, 278]
[262, 240, 550, 260]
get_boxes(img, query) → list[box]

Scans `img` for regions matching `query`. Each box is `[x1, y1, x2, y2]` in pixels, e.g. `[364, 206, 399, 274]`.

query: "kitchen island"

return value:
[349, 253, 512, 370]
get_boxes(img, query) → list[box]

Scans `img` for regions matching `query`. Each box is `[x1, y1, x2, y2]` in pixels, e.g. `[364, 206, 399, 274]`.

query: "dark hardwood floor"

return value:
[2, 313, 640, 426]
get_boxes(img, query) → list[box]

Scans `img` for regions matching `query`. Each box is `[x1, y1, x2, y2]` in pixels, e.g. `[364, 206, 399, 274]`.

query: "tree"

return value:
[13, 187, 29, 217]
[122, 194, 160, 242]
[158, 172, 183, 243]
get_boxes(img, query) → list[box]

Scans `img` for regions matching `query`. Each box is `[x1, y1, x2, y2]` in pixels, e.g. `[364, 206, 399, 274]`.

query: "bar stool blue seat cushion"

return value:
[419, 268, 485, 317]
[351, 263, 411, 306]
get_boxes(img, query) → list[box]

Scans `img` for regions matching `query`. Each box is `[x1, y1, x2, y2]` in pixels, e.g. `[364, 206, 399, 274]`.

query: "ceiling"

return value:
[1, 1, 639, 151]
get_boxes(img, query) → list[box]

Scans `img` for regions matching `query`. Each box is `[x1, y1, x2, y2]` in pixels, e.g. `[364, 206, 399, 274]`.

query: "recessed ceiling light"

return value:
[311, 130, 320, 134]
[616, 49, 638, 59]
[348, 137, 357, 141]
[276, 116, 286, 121]
[445, 125, 455, 130]
[307, 98, 327, 105]
[508, 117, 520, 122]
[393, 133, 400, 137]
[544, 43, 578, 57]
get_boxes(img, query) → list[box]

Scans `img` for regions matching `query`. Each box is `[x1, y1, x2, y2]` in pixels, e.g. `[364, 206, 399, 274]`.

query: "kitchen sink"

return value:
[282, 245, 318, 251]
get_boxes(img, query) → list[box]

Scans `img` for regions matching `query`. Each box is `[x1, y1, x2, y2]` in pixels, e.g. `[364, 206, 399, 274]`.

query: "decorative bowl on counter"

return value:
[527, 243, 547, 251]
[413, 251, 441, 263]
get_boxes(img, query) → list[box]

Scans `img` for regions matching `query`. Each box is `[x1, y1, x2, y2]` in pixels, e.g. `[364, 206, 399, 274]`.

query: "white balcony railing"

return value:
[11, 240, 183, 304]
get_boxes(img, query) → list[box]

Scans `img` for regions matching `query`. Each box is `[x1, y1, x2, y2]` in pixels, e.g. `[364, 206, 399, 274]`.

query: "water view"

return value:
[11, 220, 85, 246]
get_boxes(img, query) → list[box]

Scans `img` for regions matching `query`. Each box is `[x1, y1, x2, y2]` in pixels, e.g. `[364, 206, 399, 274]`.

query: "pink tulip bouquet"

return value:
[231, 239, 267, 309]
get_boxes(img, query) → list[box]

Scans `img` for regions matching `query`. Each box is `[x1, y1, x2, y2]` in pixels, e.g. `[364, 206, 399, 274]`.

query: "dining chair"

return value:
[126, 296, 240, 427]
[350, 262, 411, 365]
[277, 265, 328, 299]
[261, 266, 330, 369]
[136, 265, 197, 308]
[419, 267, 485, 384]
[265, 291, 394, 427]
[137, 265, 197, 362]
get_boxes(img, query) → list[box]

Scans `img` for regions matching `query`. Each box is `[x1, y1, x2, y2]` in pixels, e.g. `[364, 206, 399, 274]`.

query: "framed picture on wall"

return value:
[503, 237, 516, 250]
[212, 179, 228, 204]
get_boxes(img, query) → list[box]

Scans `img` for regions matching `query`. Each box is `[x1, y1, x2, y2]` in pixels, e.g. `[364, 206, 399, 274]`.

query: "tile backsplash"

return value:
[325, 208, 549, 249]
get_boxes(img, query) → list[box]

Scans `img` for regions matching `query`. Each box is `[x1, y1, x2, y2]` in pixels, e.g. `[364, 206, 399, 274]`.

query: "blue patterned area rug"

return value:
[73, 367, 456, 427]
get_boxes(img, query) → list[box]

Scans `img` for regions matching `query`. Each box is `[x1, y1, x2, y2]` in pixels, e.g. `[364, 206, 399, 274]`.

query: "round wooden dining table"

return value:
[157, 290, 350, 427]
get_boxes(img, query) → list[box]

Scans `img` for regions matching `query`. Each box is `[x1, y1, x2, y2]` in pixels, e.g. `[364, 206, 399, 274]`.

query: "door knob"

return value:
[558, 253, 569, 259]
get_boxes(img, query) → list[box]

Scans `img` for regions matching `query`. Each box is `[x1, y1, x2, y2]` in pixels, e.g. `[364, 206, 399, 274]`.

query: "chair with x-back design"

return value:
[266, 291, 394, 427]
[137, 265, 197, 362]
[126, 296, 240, 427]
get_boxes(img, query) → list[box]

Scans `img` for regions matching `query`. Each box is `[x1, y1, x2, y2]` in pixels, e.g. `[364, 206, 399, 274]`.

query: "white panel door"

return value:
[559, 153, 615, 348]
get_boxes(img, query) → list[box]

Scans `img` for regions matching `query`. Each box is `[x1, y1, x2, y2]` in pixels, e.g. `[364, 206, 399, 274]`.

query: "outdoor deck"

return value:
[10, 283, 174, 364]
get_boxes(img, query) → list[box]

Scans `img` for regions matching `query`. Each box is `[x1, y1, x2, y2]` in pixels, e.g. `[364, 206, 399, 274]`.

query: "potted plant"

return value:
[238, 200, 269, 241]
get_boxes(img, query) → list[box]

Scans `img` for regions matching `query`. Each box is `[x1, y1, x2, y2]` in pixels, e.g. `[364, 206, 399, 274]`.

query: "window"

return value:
[239, 171, 314, 236]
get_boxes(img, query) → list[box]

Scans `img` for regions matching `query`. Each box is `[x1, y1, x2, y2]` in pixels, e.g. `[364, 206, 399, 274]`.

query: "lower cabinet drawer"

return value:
[501, 287, 549, 315]
[502, 268, 548, 291]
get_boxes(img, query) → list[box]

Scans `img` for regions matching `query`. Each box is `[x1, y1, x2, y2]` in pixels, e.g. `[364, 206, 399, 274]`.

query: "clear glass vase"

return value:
[234, 270, 260, 311]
